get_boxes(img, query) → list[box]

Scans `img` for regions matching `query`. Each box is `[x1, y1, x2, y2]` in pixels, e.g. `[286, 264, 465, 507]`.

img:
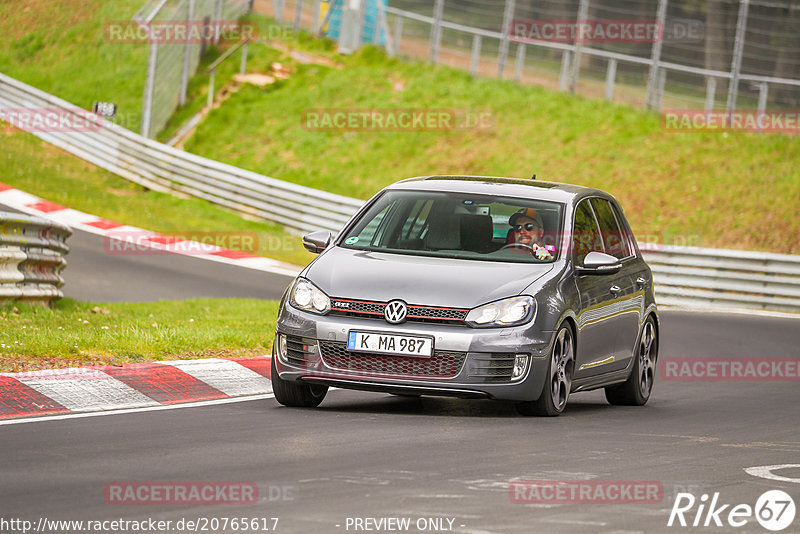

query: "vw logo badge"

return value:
[384, 300, 407, 324]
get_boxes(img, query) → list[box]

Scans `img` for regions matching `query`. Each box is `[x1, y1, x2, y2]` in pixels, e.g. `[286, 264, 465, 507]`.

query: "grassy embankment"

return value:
[0, 299, 278, 373]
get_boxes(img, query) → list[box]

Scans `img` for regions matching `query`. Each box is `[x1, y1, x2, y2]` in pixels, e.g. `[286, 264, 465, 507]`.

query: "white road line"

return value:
[160, 358, 273, 396]
[0, 394, 276, 426]
[745, 464, 800, 484]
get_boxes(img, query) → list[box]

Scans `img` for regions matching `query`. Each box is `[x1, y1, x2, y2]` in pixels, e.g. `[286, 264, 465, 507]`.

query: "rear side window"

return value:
[590, 198, 630, 259]
[572, 200, 603, 263]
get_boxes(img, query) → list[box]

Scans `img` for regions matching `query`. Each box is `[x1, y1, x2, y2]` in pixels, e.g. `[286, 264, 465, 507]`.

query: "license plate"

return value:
[347, 331, 433, 358]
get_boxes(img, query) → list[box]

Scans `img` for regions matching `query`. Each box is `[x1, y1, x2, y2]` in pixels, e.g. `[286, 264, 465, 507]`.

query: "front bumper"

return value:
[274, 303, 555, 402]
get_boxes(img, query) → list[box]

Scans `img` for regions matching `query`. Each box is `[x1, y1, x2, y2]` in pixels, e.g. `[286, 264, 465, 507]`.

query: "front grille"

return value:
[319, 342, 466, 379]
[329, 298, 469, 325]
[468, 354, 516, 382]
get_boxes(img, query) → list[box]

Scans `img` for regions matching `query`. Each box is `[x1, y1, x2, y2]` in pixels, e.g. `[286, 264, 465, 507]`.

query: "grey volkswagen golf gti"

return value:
[272, 176, 659, 416]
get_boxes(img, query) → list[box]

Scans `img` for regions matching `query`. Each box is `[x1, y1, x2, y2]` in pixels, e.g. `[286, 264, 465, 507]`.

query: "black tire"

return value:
[605, 316, 658, 406]
[516, 325, 574, 417]
[271, 351, 328, 408]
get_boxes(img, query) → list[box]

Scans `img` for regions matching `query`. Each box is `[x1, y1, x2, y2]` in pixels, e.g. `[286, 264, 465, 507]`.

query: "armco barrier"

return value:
[0, 212, 71, 305]
[1, 73, 799, 313]
[0, 73, 364, 235]
[643, 244, 800, 313]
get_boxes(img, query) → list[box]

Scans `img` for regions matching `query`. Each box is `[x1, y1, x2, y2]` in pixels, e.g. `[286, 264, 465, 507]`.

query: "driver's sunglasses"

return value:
[513, 223, 538, 231]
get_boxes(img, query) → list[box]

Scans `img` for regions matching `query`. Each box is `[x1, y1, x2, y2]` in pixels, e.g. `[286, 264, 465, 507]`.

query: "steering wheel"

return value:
[500, 243, 534, 253]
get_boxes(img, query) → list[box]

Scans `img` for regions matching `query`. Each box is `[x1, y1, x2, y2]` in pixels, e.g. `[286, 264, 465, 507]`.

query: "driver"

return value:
[509, 208, 553, 260]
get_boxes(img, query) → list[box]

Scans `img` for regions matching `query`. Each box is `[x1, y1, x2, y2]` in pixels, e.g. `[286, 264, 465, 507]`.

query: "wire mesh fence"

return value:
[137, 0, 251, 137]
[260, 0, 800, 115]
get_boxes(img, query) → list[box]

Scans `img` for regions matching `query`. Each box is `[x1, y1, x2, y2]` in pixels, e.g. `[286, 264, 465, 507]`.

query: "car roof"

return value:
[385, 175, 613, 204]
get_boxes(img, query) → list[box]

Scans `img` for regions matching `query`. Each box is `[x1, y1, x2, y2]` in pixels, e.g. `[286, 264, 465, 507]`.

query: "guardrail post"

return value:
[605, 59, 617, 100]
[180, 0, 196, 106]
[294, 0, 304, 32]
[569, 0, 590, 93]
[514, 43, 526, 82]
[312, 0, 322, 34]
[207, 68, 216, 109]
[393, 16, 403, 54]
[705, 76, 717, 111]
[141, 41, 159, 138]
[559, 50, 571, 91]
[497, 0, 516, 78]
[757, 82, 768, 114]
[646, 0, 668, 109]
[726, 0, 750, 114]
[655, 68, 667, 111]
[430, 0, 445, 63]
[274, 0, 285, 22]
[240, 40, 249, 74]
[469, 34, 482, 76]
[378, 1, 394, 54]
[213, 0, 223, 45]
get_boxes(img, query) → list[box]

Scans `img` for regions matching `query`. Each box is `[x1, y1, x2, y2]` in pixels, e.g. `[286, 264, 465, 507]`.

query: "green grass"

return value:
[0, 298, 279, 372]
[0, 131, 316, 266]
[178, 16, 800, 254]
[0, 0, 149, 133]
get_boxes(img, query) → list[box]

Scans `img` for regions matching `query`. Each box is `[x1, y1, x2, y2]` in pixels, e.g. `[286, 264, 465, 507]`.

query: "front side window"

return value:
[340, 190, 564, 263]
[590, 198, 630, 259]
[572, 200, 604, 264]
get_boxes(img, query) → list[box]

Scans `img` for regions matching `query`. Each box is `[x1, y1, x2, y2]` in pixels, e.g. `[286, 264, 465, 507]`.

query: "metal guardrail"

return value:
[0, 212, 72, 305]
[0, 72, 364, 235]
[1, 72, 799, 313]
[642, 244, 800, 313]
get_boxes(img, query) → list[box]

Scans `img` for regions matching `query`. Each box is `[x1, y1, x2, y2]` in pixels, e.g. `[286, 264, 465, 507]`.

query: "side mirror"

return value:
[302, 230, 332, 254]
[576, 251, 622, 275]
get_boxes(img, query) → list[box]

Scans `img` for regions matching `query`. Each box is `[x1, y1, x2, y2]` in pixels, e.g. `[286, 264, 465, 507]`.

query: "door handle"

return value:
[636, 276, 648, 288]
[609, 285, 622, 296]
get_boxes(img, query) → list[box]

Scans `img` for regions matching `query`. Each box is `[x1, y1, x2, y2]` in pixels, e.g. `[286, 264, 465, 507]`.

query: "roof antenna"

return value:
[531, 173, 536, 180]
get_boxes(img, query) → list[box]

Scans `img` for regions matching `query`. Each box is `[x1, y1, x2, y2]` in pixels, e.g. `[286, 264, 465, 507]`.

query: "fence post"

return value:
[497, 0, 515, 78]
[294, 0, 304, 32]
[726, 0, 750, 114]
[470, 34, 482, 76]
[569, 0, 590, 93]
[705, 77, 717, 111]
[180, 0, 196, 106]
[605, 59, 617, 100]
[646, 0, 668, 109]
[430, 0, 445, 63]
[141, 41, 158, 138]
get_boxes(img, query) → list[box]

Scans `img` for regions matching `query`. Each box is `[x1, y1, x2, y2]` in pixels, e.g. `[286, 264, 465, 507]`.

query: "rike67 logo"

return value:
[668, 490, 796, 531]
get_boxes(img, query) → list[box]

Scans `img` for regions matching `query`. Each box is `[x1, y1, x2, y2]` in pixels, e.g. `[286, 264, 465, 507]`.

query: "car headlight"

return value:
[289, 277, 331, 314]
[466, 296, 536, 327]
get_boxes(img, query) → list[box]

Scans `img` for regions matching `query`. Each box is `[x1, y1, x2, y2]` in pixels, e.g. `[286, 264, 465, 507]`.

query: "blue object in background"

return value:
[325, 0, 387, 46]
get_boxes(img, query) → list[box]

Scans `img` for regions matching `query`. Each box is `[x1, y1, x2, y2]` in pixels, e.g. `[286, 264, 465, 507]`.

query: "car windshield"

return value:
[339, 190, 564, 263]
